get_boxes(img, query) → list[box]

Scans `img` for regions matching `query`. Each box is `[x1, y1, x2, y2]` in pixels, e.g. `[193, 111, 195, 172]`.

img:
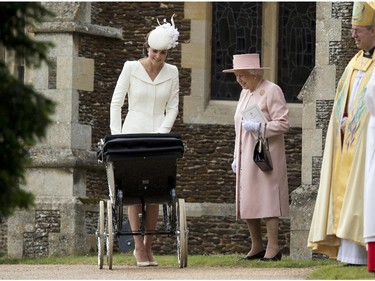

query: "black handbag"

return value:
[253, 123, 273, 171]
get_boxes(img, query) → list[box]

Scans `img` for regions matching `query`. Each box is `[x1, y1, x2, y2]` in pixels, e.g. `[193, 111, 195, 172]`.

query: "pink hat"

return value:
[222, 54, 270, 73]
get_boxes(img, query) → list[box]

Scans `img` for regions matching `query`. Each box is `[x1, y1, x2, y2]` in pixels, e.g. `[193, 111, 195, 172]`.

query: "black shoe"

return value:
[239, 250, 266, 261]
[259, 251, 282, 261]
[344, 263, 365, 267]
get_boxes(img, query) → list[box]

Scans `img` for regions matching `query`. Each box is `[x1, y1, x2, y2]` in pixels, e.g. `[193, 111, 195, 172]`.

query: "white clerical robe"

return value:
[364, 69, 375, 244]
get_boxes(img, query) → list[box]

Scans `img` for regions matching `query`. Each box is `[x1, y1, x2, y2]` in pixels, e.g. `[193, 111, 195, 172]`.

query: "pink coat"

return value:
[233, 79, 289, 219]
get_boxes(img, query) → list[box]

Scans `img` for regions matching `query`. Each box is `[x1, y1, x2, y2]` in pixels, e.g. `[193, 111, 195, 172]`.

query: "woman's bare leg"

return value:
[144, 204, 159, 263]
[128, 205, 148, 263]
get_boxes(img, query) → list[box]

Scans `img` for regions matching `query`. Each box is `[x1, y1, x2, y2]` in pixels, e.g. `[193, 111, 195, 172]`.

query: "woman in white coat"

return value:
[364, 69, 375, 272]
[223, 54, 289, 261]
[110, 15, 179, 267]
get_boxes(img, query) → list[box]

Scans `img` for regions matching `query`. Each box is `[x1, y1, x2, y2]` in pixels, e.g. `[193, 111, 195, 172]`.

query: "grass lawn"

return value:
[0, 253, 374, 279]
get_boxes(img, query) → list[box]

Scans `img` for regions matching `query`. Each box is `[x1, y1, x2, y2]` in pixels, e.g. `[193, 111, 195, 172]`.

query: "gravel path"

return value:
[0, 264, 314, 280]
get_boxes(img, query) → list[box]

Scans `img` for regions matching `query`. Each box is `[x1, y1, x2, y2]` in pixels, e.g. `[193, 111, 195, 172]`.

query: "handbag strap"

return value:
[257, 123, 262, 153]
[263, 123, 269, 149]
[257, 123, 262, 140]
[263, 123, 267, 139]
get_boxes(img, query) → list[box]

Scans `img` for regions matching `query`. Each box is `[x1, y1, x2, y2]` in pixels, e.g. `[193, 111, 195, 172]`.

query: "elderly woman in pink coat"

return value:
[223, 54, 289, 261]
[110, 15, 179, 267]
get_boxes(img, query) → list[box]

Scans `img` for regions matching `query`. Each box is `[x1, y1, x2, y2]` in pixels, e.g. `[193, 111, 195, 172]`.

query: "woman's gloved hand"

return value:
[242, 120, 259, 132]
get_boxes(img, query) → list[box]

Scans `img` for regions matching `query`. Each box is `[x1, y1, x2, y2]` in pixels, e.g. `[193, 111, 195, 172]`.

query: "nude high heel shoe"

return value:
[133, 250, 150, 267]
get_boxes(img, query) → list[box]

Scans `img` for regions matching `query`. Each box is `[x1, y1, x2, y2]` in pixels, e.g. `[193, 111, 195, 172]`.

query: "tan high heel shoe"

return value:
[147, 251, 158, 266]
[133, 250, 150, 267]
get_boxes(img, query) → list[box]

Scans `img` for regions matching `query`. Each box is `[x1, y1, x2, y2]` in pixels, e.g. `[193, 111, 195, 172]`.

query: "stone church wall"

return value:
[77, 2, 300, 255]
[4, 1, 359, 258]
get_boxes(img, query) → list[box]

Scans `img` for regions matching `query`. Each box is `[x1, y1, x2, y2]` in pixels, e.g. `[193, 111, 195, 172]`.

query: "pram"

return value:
[96, 133, 187, 269]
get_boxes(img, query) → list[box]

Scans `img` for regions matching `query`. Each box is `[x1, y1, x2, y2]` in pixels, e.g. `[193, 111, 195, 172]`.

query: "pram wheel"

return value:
[97, 200, 105, 269]
[106, 200, 114, 269]
[177, 198, 188, 268]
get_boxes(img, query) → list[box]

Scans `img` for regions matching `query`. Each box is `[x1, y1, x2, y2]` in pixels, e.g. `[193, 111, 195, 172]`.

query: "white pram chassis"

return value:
[96, 133, 187, 269]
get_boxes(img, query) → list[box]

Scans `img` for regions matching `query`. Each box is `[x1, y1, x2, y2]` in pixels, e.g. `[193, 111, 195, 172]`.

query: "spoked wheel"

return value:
[177, 198, 188, 268]
[97, 200, 105, 269]
[180, 199, 188, 267]
[106, 200, 114, 270]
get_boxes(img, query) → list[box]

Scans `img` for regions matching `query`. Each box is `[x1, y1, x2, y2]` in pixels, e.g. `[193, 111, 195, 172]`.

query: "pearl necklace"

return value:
[250, 78, 263, 93]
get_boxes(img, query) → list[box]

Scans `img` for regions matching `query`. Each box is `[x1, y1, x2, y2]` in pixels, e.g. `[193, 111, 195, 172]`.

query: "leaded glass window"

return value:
[211, 2, 316, 103]
[211, 2, 263, 100]
[278, 2, 316, 103]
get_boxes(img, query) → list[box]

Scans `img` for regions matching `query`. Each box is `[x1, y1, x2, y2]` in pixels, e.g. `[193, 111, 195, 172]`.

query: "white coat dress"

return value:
[110, 60, 179, 134]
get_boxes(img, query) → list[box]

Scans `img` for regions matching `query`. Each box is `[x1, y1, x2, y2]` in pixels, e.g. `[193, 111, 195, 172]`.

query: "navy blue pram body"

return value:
[97, 133, 184, 203]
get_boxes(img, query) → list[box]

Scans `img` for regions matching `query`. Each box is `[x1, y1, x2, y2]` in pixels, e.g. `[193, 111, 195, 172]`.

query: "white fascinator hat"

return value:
[148, 14, 179, 50]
